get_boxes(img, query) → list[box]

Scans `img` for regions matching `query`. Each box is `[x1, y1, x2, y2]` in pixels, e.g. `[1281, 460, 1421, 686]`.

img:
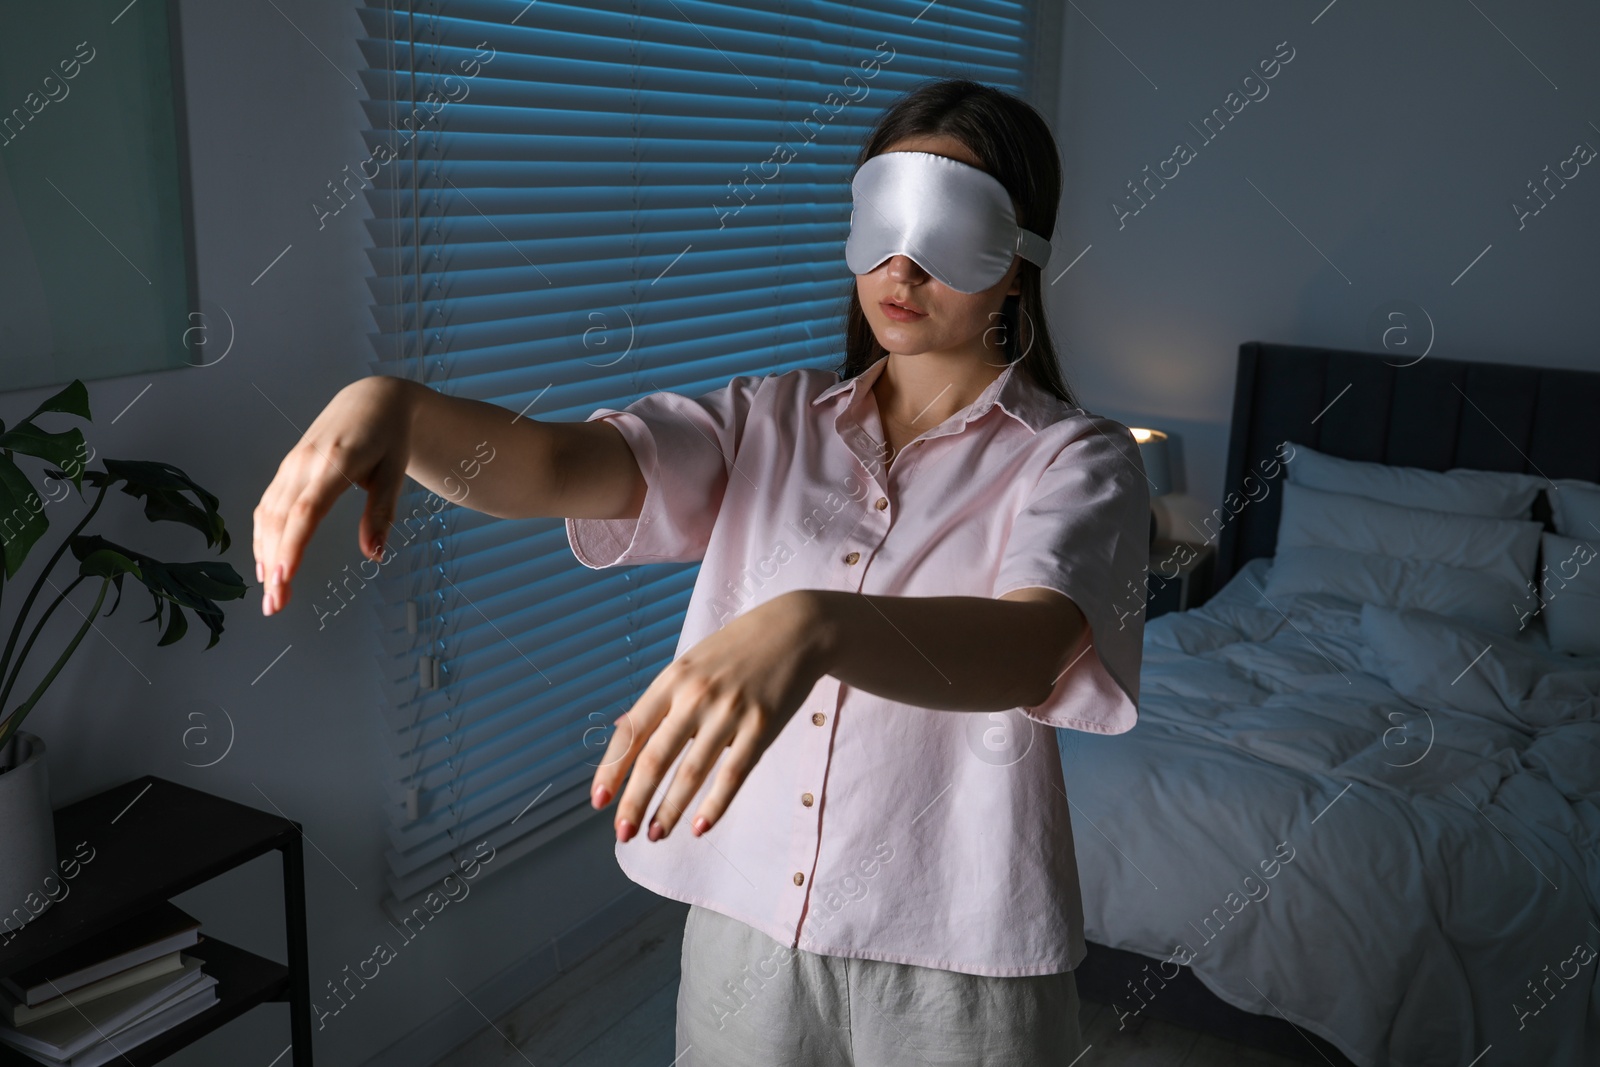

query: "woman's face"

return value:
[853, 133, 1024, 362]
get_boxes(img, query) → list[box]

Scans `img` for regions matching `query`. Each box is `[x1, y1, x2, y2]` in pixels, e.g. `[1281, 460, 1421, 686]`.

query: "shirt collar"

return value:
[810, 354, 1062, 434]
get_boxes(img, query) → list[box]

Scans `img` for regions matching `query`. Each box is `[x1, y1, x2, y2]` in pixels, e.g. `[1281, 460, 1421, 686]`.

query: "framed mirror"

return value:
[0, 0, 197, 393]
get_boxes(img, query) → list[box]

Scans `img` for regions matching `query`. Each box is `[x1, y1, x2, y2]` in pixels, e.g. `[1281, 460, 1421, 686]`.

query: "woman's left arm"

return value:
[801, 587, 1088, 711]
[590, 587, 1087, 844]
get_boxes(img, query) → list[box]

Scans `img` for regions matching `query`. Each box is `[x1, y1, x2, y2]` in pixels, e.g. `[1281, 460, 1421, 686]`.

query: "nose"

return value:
[886, 254, 927, 281]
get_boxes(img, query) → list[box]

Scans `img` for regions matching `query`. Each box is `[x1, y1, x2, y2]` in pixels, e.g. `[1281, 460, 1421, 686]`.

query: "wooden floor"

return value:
[433, 899, 1334, 1066]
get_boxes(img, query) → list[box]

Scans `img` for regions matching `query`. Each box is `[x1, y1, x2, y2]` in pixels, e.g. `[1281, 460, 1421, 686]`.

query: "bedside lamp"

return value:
[1130, 427, 1173, 544]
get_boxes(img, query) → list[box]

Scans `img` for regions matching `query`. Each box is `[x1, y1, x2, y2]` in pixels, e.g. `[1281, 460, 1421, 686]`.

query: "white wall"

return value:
[1045, 0, 1600, 542]
[6, 2, 635, 1064]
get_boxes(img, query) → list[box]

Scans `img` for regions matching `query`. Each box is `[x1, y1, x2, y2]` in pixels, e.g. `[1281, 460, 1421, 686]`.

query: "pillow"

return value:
[1273, 482, 1542, 587]
[1268, 545, 1527, 633]
[1283, 440, 1540, 518]
[1546, 478, 1600, 539]
[1540, 532, 1600, 656]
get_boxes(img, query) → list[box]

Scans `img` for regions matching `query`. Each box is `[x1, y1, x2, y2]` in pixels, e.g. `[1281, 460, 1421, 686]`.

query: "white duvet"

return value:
[1058, 557, 1600, 1067]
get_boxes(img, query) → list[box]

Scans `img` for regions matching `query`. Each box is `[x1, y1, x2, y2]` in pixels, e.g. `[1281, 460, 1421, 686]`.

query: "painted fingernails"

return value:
[592, 785, 612, 809]
[616, 818, 635, 843]
[256, 560, 265, 584]
[692, 816, 709, 836]
[647, 820, 663, 842]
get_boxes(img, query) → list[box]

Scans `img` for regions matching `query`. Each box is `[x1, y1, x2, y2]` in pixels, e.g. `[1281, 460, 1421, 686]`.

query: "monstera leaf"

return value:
[0, 457, 48, 581]
[19, 380, 91, 424]
[70, 535, 246, 649]
[0, 381, 91, 579]
[89, 460, 229, 553]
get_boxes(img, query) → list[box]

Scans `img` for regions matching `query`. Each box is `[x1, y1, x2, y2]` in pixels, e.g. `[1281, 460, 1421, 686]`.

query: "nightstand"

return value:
[1145, 538, 1215, 619]
[0, 776, 312, 1065]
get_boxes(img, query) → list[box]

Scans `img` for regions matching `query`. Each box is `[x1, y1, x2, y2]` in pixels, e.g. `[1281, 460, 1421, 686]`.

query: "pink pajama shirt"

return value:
[566, 354, 1150, 977]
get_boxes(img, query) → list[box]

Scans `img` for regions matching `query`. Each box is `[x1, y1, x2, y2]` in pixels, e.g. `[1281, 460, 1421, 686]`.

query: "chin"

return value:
[871, 316, 929, 338]
[872, 332, 927, 355]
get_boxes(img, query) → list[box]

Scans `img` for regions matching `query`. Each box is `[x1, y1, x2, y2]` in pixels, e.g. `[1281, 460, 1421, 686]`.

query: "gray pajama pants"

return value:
[675, 904, 1087, 1066]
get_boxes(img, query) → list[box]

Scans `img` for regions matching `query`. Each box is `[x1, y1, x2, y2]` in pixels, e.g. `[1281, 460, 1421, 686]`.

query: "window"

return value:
[357, 0, 1044, 914]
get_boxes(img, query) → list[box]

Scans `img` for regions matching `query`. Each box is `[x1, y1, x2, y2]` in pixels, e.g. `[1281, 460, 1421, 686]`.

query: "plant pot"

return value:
[0, 732, 57, 934]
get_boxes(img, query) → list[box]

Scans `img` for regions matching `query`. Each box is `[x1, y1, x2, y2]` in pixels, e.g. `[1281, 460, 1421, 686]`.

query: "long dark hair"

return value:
[835, 78, 1076, 408]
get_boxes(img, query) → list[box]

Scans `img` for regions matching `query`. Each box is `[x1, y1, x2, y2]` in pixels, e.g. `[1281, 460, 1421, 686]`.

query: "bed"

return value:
[1059, 341, 1600, 1066]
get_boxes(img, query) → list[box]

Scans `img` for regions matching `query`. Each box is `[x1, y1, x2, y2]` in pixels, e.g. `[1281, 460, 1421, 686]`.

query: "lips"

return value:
[879, 298, 925, 320]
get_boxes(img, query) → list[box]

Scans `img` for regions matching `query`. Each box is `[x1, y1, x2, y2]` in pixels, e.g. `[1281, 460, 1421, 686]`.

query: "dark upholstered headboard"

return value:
[1210, 341, 1600, 593]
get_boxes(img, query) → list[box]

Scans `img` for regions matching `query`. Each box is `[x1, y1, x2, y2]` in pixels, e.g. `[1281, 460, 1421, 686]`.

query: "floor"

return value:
[433, 899, 1335, 1066]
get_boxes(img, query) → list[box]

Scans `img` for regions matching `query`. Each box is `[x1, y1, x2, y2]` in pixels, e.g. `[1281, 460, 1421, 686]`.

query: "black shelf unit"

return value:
[0, 776, 312, 1065]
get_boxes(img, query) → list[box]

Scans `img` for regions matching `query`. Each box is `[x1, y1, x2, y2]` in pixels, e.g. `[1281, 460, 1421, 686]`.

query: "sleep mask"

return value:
[844, 150, 1054, 294]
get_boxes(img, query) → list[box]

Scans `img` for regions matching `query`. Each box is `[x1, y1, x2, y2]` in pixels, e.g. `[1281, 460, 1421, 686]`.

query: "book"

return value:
[0, 952, 185, 1027]
[1, 902, 201, 1007]
[27, 981, 219, 1067]
[0, 954, 212, 1061]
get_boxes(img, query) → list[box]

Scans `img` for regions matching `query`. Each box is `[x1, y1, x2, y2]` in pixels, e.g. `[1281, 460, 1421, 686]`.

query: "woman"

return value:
[253, 78, 1149, 1065]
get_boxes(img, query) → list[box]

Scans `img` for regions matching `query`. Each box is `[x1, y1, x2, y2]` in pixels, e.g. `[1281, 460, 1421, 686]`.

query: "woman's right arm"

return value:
[252, 375, 646, 616]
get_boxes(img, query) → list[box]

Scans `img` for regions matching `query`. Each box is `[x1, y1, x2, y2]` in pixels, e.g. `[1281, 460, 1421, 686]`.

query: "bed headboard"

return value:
[1210, 341, 1600, 593]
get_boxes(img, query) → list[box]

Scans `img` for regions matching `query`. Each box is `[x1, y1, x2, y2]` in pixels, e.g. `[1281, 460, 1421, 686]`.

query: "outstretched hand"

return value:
[589, 590, 831, 842]
[252, 377, 413, 615]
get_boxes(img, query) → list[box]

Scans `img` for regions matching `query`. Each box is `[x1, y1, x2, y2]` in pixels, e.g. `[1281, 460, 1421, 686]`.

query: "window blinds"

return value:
[356, 0, 1040, 915]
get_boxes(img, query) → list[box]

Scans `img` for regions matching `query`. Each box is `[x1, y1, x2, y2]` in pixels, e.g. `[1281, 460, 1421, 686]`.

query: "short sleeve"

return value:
[993, 417, 1151, 734]
[565, 375, 762, 568]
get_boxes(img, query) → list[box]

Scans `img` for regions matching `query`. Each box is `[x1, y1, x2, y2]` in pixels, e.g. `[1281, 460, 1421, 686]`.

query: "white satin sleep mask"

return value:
[844, 150, 1054, 294]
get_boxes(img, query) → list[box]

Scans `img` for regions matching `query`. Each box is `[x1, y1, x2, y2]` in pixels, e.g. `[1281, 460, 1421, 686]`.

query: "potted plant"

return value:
[0, 381, 246, 932]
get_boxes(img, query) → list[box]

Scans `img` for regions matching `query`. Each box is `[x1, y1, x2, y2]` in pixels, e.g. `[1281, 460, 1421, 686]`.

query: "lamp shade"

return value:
[1130, 428, 1173, 497]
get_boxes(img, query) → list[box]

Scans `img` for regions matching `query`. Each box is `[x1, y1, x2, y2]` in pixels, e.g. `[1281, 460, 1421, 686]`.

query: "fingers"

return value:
[613, 693, 702, 843]
[359, 455, 405, 562]
[649, 705, 740, 841]
[589, 661, 772, 844]
[590, 675, 677, 842]
[688, 715, 763, 837]
[252, 498, 273, 590]
[253, 462, 297, 612]
[260, 451, 356, 615]
[589, 711, 642, 811]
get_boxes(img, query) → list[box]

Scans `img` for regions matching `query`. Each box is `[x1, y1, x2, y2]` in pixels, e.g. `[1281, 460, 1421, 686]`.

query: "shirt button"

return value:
[844, 551, 860, 565]
[801, 792, 814, 807]
[812, 712, 826, 726]
[875, 497, 888, 510]
[793, 872, 805, 886]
